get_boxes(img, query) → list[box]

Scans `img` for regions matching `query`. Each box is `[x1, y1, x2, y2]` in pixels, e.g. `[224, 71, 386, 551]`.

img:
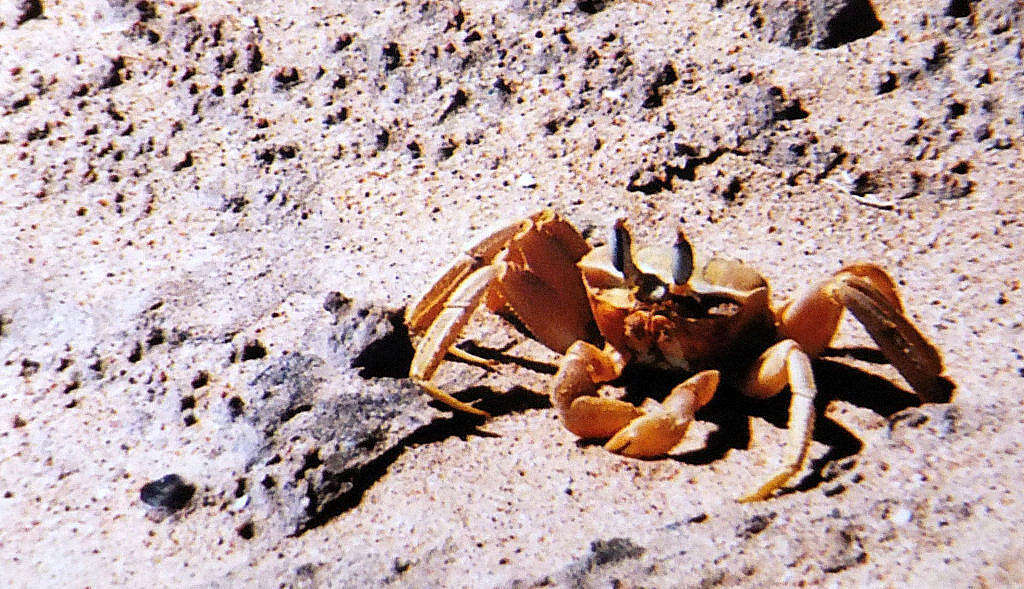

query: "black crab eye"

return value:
[611, 218, 633, 276]
[611, 218, 673, 303]
[673, 228, 694, 286]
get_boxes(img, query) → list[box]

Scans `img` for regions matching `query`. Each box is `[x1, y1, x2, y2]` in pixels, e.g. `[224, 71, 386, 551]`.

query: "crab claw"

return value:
[604, 370, 720, 458]
[604, 407, 689, 457]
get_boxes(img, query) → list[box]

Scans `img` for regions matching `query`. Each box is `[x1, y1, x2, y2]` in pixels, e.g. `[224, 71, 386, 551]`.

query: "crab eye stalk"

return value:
[612, 218, 671, 302]
[611, 218, 639, 281]
[672, 228, 695, 286]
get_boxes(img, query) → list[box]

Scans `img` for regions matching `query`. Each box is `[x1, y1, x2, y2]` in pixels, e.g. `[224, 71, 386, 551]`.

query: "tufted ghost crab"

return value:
[404, 210, 946, 501]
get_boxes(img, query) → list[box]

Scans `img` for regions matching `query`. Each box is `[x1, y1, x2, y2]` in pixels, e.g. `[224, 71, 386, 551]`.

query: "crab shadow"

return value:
[619, 351, 953, 494]
[433, 343, 954, 497]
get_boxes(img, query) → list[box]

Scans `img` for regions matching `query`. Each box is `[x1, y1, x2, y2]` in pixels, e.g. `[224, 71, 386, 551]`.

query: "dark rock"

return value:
[818, 527, 867, 573]
[240, 339, 267, 361]
[140, 474, 196, 511]
[944, 0, 977, 19]
[875, 71, 898, 94]
[812, 0, 882, 48]
[19, 358, 40, 378]
[237, 300, 435, 535]
[382, 42, 402, 71]
[738, 512, 777, 538]
[191, 371, 209, 389]
[889, 405, 960, 439]
[559, 537, 646, 586]
[273, 67, 300, 90]
[576, 0, 607, 13]
[16, 0, 43, 25]
[642, 62, 678, 109]
[751, 0, 814, 47]
[99, 56, 126, 89]
[236, 521, 255, 539]
[748, 0, 882, 48]
[587, 538, 645, 568]
[245, 43, 263, 73]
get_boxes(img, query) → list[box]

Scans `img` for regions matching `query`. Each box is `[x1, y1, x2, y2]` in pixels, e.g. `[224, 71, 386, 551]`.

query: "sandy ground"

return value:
[2, 0, 1023, 586]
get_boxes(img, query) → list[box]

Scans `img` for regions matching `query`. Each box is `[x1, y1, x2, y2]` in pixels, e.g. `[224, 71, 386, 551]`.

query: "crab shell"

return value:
[577, 244, 777, 372]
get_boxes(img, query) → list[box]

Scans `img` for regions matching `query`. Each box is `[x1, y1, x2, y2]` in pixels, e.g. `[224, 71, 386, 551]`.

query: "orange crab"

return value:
[404, 210, 946, 501]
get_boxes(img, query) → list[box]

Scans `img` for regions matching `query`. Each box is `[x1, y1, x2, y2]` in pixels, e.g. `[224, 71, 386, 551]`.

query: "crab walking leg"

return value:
[738, 340, 817, 502]
[828, 271, 946, 402]
[605, 370, 720, 458]
[409, 265, 499, 416]
[834, 263, 905, 314]
[778, 264, 906, 357]
[405, 213, 542, 334]
[779, 263, 945, 401]
[776, 281, 844, 359]
[552, 341, 640, 439]
[438, 347, 496, 371]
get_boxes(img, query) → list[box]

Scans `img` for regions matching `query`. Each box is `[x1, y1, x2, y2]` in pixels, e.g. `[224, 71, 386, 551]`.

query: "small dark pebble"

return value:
[17, 0, 44, 25]
[823, 483, 846, 497]
[589, 537, 644, 567]
[738, 512, 776, 538]
[190, 371, 209, 389]
[227, 396, 245, 418]
[140, 474, 195, 511]
[241, 340, 267, 361]
[236, 520, 255, 539]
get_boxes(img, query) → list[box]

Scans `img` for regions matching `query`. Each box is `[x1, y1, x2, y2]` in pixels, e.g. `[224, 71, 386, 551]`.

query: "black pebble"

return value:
[140, 474, 195, 511]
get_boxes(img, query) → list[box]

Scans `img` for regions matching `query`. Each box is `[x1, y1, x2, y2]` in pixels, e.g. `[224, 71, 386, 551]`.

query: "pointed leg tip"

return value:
[445, 397, 490, 417]
[737, 480, 785, 502]
[736, 489, 774, 503]
[448, 347, 499, 372]
[416, 380, 491, 417]
[443, 401, 490, 418]
[739, 466, 801, 502]
[438, 398, 491, 418]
